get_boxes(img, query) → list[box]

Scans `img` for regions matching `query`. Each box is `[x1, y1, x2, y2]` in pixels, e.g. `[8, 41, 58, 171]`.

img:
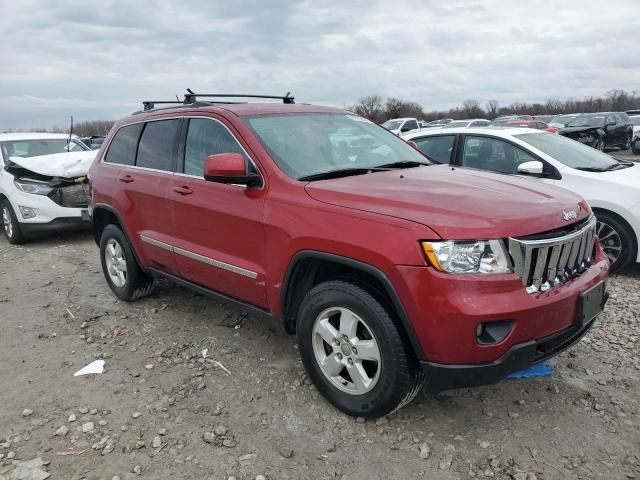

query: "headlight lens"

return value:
[13, 179, 53, 195]
[422, 240, 513, 274]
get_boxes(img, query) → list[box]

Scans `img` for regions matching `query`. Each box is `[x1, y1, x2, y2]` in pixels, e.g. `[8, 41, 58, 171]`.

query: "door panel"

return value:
[122, 119, 181, 272]
[169, 117, 267, 307]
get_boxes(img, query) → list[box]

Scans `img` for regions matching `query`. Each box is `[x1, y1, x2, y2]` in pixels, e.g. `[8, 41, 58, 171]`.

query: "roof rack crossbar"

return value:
[183, 90, 295, 104]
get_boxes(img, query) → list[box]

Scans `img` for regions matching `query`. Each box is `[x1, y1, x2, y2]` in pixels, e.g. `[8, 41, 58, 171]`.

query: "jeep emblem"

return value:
[562, 210, 578, 221]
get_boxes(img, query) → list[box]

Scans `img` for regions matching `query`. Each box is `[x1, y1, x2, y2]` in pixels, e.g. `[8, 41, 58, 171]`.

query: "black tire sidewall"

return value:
[99, 224, 147, 300]
[596, 212, 636, 273]
[298, 281, 416, 418]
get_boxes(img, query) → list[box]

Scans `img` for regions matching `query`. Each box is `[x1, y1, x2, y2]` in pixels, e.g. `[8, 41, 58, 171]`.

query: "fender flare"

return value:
[281, 250, 426, 360]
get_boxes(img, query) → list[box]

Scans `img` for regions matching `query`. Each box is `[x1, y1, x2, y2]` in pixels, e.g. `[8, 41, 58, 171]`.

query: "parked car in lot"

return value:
[90, 93, 608, 418]
[630, 115, 640, 154]
[533, 115, 555, 123]
[440, 118, 492, 128]
[0, 133, 94, 243]
[381, 117, 421, 135]
[549, 114, 581, 129]
[493, 115, 533, 125]
[80, 135, 106, 150]
[503, 119, 558, 133]
[560, 112, 633, 151]
[405, 127, 640, 272]
[423, 118, 453, 128]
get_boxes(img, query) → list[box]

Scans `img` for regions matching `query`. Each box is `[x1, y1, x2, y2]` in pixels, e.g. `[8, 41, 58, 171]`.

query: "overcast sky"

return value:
[1, 0, 639, 130]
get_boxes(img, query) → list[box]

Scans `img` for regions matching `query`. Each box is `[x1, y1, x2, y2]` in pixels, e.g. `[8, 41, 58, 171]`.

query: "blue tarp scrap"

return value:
[506, 362, 552, 379]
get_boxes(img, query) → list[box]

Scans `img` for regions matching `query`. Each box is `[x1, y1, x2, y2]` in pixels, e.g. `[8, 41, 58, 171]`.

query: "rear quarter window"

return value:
[104, 123, 143, 166]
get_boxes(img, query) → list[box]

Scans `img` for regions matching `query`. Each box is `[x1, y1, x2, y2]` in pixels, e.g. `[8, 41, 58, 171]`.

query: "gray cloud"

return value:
[0, 0, 639, 130]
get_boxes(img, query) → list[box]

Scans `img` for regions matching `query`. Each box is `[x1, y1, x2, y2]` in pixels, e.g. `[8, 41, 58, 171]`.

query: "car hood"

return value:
[8, 151, 96, 178]
[588, 162, 640, 189]
[560, 126, 602, 136]
[305, 165, 590, 239]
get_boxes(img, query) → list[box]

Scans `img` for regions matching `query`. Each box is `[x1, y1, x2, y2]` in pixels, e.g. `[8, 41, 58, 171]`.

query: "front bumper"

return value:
[20, 217, 91, 236]
[420, 311, 603, 392]
[8, 189, 89, 224]
[387, 247, 609, 367]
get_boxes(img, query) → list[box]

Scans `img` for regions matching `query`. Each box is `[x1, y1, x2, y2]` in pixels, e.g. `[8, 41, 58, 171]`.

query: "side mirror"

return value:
[406, 140, 418, 149]
[204, 153, 261, 187]
[517, 160, 544, 176]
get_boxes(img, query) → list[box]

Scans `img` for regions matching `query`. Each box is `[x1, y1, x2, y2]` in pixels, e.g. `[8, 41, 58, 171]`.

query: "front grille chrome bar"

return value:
[508, 216, 597, 294]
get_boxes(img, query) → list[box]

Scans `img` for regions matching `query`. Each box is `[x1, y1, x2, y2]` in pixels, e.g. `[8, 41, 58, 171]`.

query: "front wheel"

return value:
[1, 200, 27, 245]
[595, 212, 636, 273]
[297, 280, 424, 418]
[632, 138, 640, 155]
[99, 224, 154, 301]
[593, 138, 605, 151]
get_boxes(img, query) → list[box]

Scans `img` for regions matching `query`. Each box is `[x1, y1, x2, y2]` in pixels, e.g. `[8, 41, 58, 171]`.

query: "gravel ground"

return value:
[0, 232, 638, 480]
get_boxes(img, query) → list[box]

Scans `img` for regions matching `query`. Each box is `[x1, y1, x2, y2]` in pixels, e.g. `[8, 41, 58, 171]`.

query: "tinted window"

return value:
[404, 120, 418, 130]
[104, 123, 143, 165]
[184, 118, 250, 176]
[413, 135, 455, 164]
[461, 136, 537, 174]
[136, 119, 180, 171]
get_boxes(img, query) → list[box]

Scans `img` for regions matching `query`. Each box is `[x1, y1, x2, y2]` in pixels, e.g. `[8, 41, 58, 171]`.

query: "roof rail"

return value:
[183, 89, 295, 104]
[142, 100, 186, 111]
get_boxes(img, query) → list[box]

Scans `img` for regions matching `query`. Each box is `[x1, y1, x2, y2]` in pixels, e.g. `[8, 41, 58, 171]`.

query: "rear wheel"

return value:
[100, 224, 154, 301]
[595, 211, 636, 273]
[621, 134, 631, 151]
[632, 138, 640, 155]
[1, 200, 27, 245]
[297, 280, 424, 418]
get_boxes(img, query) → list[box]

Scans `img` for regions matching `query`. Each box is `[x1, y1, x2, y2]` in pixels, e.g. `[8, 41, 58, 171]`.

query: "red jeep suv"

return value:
[89, 92, 608, 418]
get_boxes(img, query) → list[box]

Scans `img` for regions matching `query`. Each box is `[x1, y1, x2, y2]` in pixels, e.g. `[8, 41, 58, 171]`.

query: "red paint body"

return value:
[89, 103, 608, 366]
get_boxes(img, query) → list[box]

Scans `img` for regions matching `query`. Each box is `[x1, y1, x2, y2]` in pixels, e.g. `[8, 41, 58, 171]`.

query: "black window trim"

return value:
[453, 132, 562, 180]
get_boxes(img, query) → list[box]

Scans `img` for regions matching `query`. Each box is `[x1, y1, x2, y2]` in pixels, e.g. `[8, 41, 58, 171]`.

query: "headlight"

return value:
[13, 179, 53, 195]
[422, 240, 513, 274]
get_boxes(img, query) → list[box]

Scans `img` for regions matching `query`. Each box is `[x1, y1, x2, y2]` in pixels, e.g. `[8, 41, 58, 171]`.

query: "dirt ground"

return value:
[0, 232, 638, 480]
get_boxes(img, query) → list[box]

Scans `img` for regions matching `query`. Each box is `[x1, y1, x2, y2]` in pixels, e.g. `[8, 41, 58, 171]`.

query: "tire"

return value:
[594, 138, 605, 151]
[1, 200, 27, 245]
[297, 280, 424, 418]
[621, 134, 631, 151]
[632, 139, 640, 155]
[595, 211, 636, 273]
[99, 224, 154, 301]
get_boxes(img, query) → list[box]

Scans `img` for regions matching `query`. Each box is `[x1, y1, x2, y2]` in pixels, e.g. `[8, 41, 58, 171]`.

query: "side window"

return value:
[184, 118, 252, 176]
[461, 136, 537, 174]
[404, 120, 418, 131]
[606, 115, 616, 125]
[136, 119, 180, 171]
[413, 135, 455, 164]
[104, 123, 143, 166]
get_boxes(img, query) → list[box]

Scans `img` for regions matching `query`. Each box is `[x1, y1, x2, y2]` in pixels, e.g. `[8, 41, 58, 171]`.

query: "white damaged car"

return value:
[0, 133, 96, 244]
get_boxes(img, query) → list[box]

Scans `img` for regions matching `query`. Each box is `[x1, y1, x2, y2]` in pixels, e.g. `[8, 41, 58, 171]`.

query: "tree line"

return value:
[351, 89, 640, 123]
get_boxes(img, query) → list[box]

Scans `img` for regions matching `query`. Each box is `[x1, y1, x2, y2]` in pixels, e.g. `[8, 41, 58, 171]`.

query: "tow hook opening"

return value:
[476, 320, 513, 345]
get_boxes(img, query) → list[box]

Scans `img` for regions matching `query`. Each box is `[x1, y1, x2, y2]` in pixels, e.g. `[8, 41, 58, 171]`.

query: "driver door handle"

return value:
[172, 185, 193, 195]
[118, 174, 134, 183]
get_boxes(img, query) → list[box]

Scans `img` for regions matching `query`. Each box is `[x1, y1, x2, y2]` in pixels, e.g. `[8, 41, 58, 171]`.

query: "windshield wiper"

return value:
[374, 160, 432, 169]
[575, 161, 633, 172]
[298, 167, 386, 182]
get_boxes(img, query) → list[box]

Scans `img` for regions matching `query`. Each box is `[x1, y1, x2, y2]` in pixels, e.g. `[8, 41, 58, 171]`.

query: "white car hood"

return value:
[8, 151, 96, 178]
[592, 162, 640, 188]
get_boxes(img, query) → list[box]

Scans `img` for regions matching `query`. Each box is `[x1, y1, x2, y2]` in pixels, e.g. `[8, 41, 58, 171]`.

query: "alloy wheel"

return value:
[596, 220, 622, 265]
[312, 306, 382, 395]
[105, 238, 128, 288]
[2, 206, 13, 239]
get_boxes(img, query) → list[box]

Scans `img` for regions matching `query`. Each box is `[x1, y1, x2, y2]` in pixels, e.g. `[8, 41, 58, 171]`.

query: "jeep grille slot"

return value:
[508, 216, 597, 294]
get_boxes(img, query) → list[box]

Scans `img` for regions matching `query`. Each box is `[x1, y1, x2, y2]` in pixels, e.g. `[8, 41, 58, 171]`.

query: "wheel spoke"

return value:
[338, 308, 359, 338]
[353, 339, 380, 362]
[599, 229, 617, 241]
[315, 318, 339, 345]
[321, 353, 344, 377]
[347, 362, 371, 393]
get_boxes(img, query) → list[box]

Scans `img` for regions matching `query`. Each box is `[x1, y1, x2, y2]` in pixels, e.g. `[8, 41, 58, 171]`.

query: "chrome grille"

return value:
[508, 216, 597, 294]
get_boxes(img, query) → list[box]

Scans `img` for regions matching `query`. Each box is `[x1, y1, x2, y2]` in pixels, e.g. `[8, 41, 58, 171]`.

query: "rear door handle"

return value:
[118, 174, 134, 183]
[172, 185, 193, 195]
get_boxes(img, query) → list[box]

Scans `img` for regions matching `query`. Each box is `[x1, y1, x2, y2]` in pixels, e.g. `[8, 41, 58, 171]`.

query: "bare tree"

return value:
[486, 100, 499, 119]
[351, 95, 384, 123]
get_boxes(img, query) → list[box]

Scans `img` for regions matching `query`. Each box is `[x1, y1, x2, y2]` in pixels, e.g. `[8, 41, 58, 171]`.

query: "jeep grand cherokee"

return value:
[89, 92, 609, 418]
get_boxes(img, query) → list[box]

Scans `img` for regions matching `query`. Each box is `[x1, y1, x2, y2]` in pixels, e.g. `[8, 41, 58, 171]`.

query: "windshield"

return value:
[0, 138, 89, 161]
[246, 113, 431, 180]
[441, 121, 469, 128]
[381, 120, 403, 130]
[567, 114, 605, 128]
[515, 132, 618, 170]
[550, 114, 578, 124]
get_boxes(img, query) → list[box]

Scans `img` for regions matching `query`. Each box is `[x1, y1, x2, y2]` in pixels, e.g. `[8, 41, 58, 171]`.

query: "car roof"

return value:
[0, 132, 78, 141]
[403, 126, 546, 139]
[122, 102, 347, 125]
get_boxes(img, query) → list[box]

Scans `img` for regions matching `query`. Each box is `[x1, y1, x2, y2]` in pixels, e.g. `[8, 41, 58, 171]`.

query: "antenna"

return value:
[67, 116, 73, 151]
